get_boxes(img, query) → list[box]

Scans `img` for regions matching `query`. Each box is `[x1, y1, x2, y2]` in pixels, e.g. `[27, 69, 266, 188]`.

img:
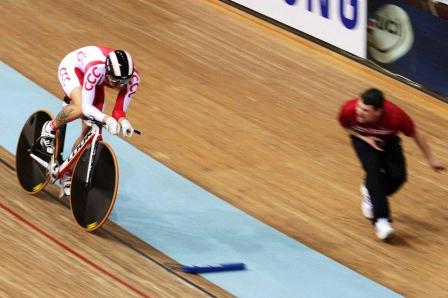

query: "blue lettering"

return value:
[286, 0, 329, 18]
[340, 0, 358, 29]
[318, 0, 329, 19]
[284, 0, 358, 30]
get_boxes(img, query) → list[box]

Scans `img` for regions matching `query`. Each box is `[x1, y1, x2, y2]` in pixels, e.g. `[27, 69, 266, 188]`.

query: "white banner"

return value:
[230, 0, 367, 58]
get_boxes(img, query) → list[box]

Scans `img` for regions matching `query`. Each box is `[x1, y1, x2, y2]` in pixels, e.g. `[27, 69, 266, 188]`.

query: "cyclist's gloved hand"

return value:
[119, 118, 134, 137]
[105, 117, 120, 135]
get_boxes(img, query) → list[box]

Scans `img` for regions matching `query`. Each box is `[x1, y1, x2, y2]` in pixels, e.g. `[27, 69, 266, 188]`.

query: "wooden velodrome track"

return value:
[1, 0, 448, 297]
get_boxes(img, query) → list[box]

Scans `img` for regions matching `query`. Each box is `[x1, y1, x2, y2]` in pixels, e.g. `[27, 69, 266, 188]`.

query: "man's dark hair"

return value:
[361, 88, 384, 110]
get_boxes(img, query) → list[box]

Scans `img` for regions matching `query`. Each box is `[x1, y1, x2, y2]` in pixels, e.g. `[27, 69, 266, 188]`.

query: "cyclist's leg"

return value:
[59, 90, 88, 196]
[61, 86, 105, 196]
[53, 54, 84, 129]
[59, 113, 89, 197]
[60, 69, 105, 160]
[40, 57, 83, 153]
[53, 86, 83, 129]
[54, 58, 84, 195]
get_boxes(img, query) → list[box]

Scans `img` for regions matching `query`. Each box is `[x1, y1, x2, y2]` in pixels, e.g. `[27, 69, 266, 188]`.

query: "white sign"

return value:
[368, 4, 414, 64]
[230, 0, 367, 58]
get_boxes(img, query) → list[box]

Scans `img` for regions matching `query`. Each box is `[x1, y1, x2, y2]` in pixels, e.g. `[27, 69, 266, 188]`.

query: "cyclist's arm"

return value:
[112, 70, 141, 121]
[81, 66, 107, 122]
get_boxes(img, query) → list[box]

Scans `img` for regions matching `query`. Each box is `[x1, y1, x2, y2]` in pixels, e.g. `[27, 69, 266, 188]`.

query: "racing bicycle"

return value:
[16, 108, 139, 231]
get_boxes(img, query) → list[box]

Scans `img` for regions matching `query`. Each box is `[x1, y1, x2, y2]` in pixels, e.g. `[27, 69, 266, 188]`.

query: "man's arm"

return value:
[345, 128, 365, 140]
[413, 129, 445, 172]
[345, 128, 384, 151]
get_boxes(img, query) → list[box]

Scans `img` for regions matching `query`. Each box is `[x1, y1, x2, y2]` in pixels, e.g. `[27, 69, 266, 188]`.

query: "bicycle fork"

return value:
[85, 134, 100, 189]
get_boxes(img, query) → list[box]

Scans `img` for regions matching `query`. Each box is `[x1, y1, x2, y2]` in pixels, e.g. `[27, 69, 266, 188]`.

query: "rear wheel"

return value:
[70, 141, 119, 232]
[16, 110, 54, 194]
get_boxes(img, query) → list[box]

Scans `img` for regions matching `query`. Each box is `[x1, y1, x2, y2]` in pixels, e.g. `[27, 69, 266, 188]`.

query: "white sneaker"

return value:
[59, 172, 72, 197]
[375, 218, 394, 240]
[40, 121, 55, 154]
[360, 184, 374, 219]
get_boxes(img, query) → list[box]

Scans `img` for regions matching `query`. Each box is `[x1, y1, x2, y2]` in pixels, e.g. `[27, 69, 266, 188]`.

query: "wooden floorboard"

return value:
[0, 147, 232, 297]
[1, 0, 448, 296]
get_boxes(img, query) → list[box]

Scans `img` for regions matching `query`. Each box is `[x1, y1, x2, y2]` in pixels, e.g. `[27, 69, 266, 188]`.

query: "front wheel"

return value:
[70, 141, 119, 232]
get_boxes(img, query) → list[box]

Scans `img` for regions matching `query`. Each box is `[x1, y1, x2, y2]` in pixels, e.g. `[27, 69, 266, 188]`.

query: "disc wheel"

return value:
[16, 110, 54, 194]
[70, 141, 119, 232]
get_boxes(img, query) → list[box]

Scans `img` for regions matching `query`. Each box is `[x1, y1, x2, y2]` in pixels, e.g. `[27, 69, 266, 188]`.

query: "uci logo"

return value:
[368, 4, 414, 64]
[377, 17, 400, 35]
[284, 0, 359, 30]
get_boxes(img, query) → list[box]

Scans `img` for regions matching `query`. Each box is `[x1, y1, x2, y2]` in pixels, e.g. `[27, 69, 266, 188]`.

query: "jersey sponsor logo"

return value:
[77, 51, 87, 62]
[84, 66, 103, 91]
[59, 67, 70, 86]
[128, 74, 139, 97]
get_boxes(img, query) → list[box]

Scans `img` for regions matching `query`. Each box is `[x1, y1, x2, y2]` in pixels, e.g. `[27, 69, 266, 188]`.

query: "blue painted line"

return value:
[0, 61, 403, 298]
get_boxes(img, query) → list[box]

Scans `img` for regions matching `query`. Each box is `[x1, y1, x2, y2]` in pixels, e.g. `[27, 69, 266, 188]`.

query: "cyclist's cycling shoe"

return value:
[40, 121, 55, 155]
[59, 172, 72, 197]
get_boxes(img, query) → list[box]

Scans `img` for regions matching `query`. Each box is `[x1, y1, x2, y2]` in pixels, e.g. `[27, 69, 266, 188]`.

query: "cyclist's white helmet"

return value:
[105, 50, 134, 83]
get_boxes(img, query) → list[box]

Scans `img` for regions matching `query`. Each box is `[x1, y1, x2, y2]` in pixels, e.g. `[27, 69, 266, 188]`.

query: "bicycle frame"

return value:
[30, 120, 103, 186]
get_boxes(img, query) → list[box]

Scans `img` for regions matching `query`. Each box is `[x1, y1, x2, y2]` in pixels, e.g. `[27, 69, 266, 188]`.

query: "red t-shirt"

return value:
[338, 98, 416, 141]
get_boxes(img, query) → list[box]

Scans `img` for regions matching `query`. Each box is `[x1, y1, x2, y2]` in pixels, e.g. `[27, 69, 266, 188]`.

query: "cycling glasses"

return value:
[107, 75, 130, 85]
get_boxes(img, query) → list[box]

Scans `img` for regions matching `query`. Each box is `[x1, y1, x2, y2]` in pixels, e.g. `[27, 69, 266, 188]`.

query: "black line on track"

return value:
[0, 155, 217, 298]
[0, 156, 15, 171]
